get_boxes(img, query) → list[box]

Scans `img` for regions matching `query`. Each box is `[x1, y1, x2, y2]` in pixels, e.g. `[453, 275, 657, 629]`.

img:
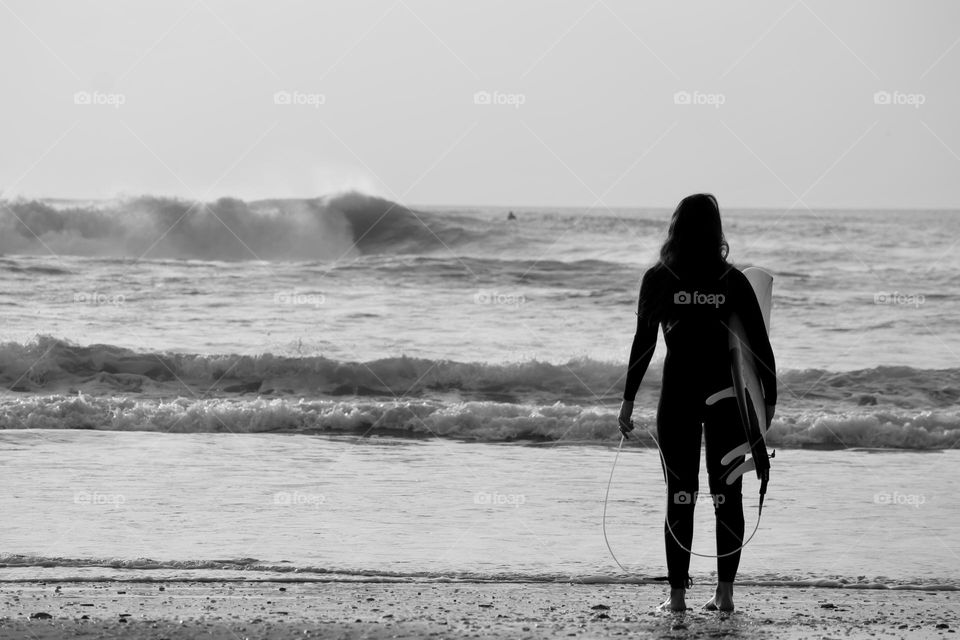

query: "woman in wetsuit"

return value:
[617, 194, 776, 612]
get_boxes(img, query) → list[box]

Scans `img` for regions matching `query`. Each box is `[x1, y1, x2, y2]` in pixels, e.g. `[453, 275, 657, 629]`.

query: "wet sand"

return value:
[1, 580, 958, 639]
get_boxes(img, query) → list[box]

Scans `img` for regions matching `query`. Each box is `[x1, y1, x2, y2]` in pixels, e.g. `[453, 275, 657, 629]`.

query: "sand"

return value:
[1, 580, 957, 639]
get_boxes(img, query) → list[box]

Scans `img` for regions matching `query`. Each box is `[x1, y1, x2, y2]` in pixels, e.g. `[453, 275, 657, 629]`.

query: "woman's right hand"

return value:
[618, 400, 635, 438]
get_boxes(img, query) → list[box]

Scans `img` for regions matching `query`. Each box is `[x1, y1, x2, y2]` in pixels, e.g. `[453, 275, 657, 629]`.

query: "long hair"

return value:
[658, 193, 729, 279]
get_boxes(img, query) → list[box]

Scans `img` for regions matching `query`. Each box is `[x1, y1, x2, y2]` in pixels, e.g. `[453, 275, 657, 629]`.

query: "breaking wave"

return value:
[0, 192, 468, 260]
[1, 337, 959, 449]
[2, 393, 958, 449]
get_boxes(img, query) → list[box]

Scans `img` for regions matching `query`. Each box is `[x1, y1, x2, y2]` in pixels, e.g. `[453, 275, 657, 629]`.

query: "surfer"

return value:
[617, 194, 776, 612]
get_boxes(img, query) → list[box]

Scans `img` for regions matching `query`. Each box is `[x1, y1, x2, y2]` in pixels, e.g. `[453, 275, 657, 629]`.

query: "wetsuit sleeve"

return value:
[735, 273, 777, 407]
[623, 269, 659, 401]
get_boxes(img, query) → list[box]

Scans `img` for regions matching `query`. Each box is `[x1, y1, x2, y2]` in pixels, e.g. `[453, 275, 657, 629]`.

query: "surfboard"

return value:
[705, 267, 773, 485]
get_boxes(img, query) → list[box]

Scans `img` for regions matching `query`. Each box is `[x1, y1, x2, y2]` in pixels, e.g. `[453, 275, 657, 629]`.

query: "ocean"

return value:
[0, 193, 958, 588]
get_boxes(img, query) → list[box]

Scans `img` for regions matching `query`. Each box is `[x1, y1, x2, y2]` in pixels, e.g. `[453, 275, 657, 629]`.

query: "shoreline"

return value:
[0, 571, 957, 591]
[2, 580, 957, 639]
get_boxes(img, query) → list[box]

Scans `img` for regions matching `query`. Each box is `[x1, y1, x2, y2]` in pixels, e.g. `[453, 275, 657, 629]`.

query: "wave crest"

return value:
[0, 192, 456, 260]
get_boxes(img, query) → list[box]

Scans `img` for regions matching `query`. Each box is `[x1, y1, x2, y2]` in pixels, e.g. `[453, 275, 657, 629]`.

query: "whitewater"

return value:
[1, 193, 958, 588]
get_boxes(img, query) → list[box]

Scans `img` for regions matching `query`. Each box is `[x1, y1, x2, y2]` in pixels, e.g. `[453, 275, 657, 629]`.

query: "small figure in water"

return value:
[618, 194, 776, 612]
[507, 210, 517, 221]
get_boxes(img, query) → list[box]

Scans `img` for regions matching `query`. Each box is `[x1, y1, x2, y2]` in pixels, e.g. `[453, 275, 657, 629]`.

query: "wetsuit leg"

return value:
[656, 390, 702, 590]
[703, 397, 746, 583]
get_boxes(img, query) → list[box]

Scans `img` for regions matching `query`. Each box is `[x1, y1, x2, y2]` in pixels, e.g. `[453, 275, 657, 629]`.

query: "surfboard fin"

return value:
[706, 387, 736, 406]
[720, 443, 751, 466]
[724, 449, 775, 486]
[725, 457, 755, 485]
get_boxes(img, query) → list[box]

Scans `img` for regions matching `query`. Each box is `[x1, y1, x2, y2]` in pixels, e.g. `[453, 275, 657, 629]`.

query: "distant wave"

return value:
[0, 192, 469, 260]
[0, 556, 955, 590]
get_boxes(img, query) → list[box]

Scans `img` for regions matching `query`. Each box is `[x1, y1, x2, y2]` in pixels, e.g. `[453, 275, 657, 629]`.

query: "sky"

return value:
[1, 0, 958, 209]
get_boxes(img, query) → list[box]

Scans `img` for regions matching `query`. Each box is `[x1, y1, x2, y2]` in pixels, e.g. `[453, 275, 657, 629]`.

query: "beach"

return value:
[3, 580, 958, 639]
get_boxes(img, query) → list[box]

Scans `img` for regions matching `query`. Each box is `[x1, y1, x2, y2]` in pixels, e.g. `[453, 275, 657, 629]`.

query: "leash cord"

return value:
[603, 430, 764, 571]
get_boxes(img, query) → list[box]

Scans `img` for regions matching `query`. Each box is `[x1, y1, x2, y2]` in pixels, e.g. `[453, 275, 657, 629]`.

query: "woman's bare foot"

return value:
[703, 581, 734, 612]
[658, 588, 687, 611]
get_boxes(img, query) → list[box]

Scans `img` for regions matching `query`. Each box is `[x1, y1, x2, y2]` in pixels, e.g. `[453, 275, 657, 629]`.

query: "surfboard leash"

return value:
[601, 434, 630, 573]
[602, 428, 765, 571]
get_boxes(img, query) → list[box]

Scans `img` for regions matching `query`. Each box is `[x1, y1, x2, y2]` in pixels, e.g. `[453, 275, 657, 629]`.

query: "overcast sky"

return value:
[1, 1, 958, 208]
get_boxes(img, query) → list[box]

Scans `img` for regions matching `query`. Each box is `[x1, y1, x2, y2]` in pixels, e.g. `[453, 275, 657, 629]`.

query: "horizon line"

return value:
[3, 193, 959, 212]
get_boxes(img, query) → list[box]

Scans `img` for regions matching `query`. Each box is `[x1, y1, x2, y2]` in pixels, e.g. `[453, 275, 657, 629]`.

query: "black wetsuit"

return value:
[623, 262, 776, 589]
